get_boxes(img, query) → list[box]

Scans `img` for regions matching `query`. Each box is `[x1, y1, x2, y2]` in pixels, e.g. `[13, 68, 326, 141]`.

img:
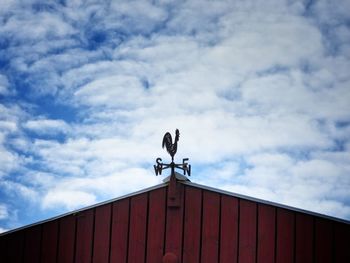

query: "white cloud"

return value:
[0, 74, 10, 95]
[41, 168, 160, 210]
[0, 104, 26, 125]
[23, 118, 70, 135]
[110, 1, 167, 28]
[0, 204, 9, 220]
[207, 18, 323, 73]
[0, 104, 28, 178]
[0, 145, 19, 178]
[312, 0, 350, 25]
[0, 117, 21, 177]
[1, 10, 75, 42]
[42, 189, 96, 210]
[29, 135, 161, 178]
[74, 75, 150, 108]
[0, 0, 16, 15]
[0, 180, 38, 210]
[0, 121, 17, 134]
[0, 227, 9, 234]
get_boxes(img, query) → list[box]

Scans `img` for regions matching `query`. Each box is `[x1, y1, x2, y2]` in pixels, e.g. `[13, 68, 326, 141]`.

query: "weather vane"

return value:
[154, 129, 191, 177]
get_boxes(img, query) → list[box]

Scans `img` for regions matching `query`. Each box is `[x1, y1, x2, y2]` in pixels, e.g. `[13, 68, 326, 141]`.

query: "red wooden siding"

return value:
[276, 208, 295, 263]
[239, 199, 257, 263]
[0, 233, 5, 263]
[93, 204, 112, 263]
[257, 204, 275, 263]
[128, 193, 148, 263]
[182, 186, 202, 262]
[295, 213, 314, 263]
[314, 218, 333, 263]
[334, 221, 350, 262]
[23, 225, 42, 263]
[75, 209, 94, 263]
[110, 198, 129, 263]
[41, 220, 59, 263]
[1, 182, 350, 263]
[5, 230, 24, 263]
[57, 214, 76, 263]
[201, 191, 220, 263]
[146, 187, 167, 262]
[220, 195, 239, 263]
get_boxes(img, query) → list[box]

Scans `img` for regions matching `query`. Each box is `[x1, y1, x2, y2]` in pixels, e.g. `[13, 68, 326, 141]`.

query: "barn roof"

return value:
[1, 172, 350, 263]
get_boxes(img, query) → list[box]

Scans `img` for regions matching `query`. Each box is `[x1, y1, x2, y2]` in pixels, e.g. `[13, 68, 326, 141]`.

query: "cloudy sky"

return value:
[1, 0, 350, 232]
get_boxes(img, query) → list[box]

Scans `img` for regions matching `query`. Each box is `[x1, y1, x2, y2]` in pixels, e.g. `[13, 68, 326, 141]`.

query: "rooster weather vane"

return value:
[154, 129, 191, 177]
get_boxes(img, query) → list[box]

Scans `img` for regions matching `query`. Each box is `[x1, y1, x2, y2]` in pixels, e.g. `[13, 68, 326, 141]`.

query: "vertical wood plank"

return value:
[295, 213, 313, 263]
[0, 235, 7, 263]
[93, 204, 112, 263]
[146, 187, 166, 263]
[75, 209, 94, 263]
[238, 200, 257, 263]
[276, 209, 294, 263]
[201, 191, 220, 263]
[23, 225, 42, 263]
[314, 218, 332, 263]
[220, 195, 238, 263]
[110, 198, 130, 263]
[128, 193, 148, 263]
[165, 184, 185, 259]
[334, 222, 350, 262]
[6, 231, 24, 263]
[257, 204, 275, 263]
[182, 186, 202, 263]
[41, 220, 59, 263]
[57, 215, 76, 263]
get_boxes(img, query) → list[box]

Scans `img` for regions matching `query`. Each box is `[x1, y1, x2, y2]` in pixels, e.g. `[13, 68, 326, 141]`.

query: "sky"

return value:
[1, 0, 350, 233]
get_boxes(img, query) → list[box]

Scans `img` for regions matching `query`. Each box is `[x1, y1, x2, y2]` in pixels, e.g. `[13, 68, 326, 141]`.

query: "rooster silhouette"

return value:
[162, 129, 180, 161]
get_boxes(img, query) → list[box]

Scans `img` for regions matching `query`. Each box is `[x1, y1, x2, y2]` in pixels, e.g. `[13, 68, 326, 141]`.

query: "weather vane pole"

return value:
[154, 129, 191, 177]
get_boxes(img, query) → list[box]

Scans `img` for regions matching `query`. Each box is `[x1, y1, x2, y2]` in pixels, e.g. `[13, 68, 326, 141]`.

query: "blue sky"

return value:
[1, 0, 350, 232]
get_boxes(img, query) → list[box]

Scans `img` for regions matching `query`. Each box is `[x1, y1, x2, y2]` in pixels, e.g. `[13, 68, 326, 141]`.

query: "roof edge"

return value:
[180, 181, 350, 225]
[2, 180, 349, 237]
[0, 182, 168, 237]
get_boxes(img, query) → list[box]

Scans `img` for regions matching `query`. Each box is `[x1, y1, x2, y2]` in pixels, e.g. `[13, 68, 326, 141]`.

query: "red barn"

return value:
[1, 172, 350, 262]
